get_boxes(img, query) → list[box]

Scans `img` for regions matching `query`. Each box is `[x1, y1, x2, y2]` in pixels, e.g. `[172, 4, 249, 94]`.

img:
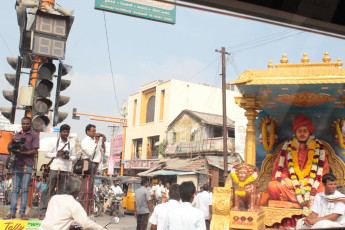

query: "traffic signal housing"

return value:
[0, 56, 22, 123]
[53, 62, 71, 126]
[31, 61, 55, 132]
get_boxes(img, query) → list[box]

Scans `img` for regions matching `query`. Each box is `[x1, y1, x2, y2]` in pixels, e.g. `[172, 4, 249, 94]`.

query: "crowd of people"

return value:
[135, 178, 213, 230]
[2, 116, 106, 230]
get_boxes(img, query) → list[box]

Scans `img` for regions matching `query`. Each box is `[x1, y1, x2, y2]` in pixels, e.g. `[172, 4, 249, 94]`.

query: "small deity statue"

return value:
[268, 114, 329, 214]
[231, 163, 261, 212]
[331, 118, 345, 155]
[259, 116, 279, 152]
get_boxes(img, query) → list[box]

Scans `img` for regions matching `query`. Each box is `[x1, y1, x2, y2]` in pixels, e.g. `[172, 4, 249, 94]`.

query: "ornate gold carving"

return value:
[268, 60, 274, 69]
[272, 92, 338, 107]
[210, 187, 232, 230]
[263, 207, 304, 226]
[323, 52, 331, 63]
[235, 95, 268, 166]
[337, 58, 343, 68]
[210, 215, 230, 230]
[230, 210, 265, 230]
[301, 52, 310, 63]
[229, 52, 345, 85]
[280, 53, 288, 64]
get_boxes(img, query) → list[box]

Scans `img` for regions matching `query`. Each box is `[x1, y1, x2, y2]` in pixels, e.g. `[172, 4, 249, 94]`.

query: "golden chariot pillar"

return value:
[235, 95, 268, 166]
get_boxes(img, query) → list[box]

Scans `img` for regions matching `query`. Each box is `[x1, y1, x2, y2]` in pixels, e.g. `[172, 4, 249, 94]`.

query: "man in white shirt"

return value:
[296, 173, 345, 229]
[39, 124, 76, 220]
[39, 177, 105, 230]
[109, 179, 124, 216]
[80, 124, 106, 213]
[164, 181, 206, 230]
[149, 183, 180, 230]
[196, 184, 213, 230]
[152, 180, 165, 205]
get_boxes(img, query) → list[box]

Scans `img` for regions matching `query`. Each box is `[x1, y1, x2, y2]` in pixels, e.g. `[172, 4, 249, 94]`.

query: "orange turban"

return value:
[293, 114, 314, 134]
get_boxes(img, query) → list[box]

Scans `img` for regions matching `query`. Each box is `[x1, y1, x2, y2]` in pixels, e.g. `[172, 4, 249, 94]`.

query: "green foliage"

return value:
[158, 139, 168, 157]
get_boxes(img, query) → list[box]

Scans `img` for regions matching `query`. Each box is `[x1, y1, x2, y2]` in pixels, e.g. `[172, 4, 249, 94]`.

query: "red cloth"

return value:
[293, 114, 314, 134]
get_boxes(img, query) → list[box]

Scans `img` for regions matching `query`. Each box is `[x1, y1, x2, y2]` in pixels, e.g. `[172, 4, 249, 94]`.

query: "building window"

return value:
[133, 99, 137, 126]
[159, 90, 165, 120]
[173, 132, 177, 143]
[146, 96, 155, 123]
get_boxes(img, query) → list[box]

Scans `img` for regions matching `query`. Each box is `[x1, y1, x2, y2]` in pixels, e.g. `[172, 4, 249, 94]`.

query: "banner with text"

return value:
[95, 0, 176, 24]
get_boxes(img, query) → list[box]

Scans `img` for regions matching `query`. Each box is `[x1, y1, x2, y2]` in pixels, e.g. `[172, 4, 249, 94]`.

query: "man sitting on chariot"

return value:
[296, 174, 345, 229]
[267, 114, 330, 214]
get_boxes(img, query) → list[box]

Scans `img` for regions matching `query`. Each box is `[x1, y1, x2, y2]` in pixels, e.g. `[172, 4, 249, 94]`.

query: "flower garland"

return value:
[274, 136, 325, 216]
[262, 120, 275, 153]
[231, 165, 259, 196]
[335, 122, 345, 155]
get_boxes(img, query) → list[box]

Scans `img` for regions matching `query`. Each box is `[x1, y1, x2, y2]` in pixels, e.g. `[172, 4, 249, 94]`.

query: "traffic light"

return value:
[31, 61, 55, 132]
[0, 56, 22, 123]
[53, 62, 72, 126]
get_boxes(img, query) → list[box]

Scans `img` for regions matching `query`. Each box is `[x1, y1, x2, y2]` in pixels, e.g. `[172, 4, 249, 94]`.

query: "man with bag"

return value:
[79, 124, 106, 214]
[39, 124, 76, 220]
[5, 117, 39, 220]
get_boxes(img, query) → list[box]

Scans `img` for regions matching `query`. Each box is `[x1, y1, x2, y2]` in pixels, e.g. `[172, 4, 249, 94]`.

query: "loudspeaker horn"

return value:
[44, 5, 61, 15]
[20, 0, 38, 8]
[57, 6, 74, 16]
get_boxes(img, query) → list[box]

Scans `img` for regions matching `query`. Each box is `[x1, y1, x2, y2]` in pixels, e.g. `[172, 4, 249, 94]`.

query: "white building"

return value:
[125, 79, 246, 160]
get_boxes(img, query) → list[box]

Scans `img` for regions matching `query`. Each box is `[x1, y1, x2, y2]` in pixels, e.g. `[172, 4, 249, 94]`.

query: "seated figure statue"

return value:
[268, 114, 329, 212]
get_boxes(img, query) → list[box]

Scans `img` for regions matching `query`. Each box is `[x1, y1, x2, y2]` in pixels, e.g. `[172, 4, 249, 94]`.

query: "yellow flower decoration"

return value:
[306, 186, 311, 191]
[336, 122, 345, 154]
[262, 119, 275, 152]
[235, 191, 246, 196]
[296, 188, 301, 194]
[291, 175, 297, 180]
[291, 140, 316, 180]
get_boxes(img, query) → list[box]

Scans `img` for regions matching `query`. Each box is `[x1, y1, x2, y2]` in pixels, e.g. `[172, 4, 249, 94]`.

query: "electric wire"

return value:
[232, 31, 304, 54]
[0, 32, 13, 56]
[103, 12, 121, 115]
[227, 30, 293, 50]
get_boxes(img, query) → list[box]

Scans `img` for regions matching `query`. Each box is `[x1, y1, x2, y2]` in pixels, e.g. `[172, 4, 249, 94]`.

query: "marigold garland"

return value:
[262, 120, 275, 152]
[235, 191, 246, 196]
[290, 140, 317, 180]
[335, 123, 345, 155]
[274, 136, 325, 216]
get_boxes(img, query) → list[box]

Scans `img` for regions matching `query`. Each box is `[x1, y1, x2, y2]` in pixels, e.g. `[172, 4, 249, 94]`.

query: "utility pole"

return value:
[215, 47, 230, 178]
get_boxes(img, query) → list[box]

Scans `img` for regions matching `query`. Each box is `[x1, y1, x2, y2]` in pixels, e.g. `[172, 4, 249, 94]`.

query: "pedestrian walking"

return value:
[164, 181, 206, 230]
[134, 178, 153, 230]
[196, 184, 213, 230]
[149, 183, 180, 230]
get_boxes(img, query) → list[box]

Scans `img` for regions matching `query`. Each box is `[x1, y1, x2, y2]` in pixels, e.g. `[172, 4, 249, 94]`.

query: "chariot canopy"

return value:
[230, 52, 345, 168]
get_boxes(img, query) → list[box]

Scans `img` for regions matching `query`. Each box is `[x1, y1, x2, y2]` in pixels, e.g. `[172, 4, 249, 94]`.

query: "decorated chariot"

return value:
[211, 52, 345, 229]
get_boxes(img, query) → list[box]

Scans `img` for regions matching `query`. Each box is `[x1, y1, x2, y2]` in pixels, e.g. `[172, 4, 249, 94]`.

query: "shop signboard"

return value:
[95, 0, 176, 24]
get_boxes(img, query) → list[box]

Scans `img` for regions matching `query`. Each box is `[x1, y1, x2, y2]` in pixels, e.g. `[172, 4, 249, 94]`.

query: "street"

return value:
[94, 213, 150, 230]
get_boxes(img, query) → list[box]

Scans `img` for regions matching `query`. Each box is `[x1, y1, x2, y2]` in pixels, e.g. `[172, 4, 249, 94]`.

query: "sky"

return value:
[2, 0, 345, 140]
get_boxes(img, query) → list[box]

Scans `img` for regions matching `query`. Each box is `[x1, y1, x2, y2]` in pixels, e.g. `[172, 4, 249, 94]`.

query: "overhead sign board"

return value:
[95, 0, 176, 24]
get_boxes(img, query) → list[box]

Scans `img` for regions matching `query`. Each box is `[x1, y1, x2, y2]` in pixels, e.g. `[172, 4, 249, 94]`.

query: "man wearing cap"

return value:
[268, 114, 330, 205]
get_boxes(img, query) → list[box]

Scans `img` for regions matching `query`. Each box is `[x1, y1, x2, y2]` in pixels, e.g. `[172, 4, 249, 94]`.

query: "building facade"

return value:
[125, 79, 246, 160]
